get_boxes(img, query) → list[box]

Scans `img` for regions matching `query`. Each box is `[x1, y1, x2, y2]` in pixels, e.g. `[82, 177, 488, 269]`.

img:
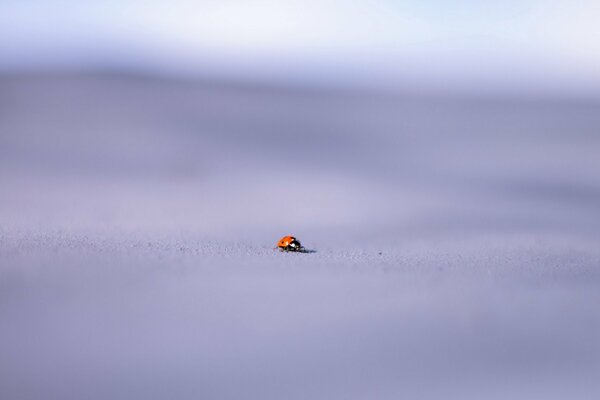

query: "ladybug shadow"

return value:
[298, 248, 317, 254]
[277, 248, 317, 254]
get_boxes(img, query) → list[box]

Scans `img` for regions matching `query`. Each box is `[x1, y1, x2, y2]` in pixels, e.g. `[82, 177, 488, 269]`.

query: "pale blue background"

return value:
[1, 0, 599, 94]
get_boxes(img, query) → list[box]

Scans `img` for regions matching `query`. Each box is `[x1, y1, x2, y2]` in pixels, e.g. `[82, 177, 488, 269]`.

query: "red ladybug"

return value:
[277, 235, 304, 252]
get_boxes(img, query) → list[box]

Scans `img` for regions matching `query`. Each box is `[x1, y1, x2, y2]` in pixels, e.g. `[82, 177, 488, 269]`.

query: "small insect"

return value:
[277, 235, 304, 252]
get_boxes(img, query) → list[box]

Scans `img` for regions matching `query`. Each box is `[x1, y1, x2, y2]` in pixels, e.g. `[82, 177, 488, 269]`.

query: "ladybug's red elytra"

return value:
[277, 235, 304, 252]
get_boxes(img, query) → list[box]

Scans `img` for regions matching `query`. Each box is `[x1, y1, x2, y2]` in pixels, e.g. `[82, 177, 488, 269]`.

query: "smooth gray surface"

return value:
[1, 74, 600, 399]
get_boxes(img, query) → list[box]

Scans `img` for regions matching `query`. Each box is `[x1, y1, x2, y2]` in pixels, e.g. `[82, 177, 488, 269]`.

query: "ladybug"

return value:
[277, 235, 304, 252]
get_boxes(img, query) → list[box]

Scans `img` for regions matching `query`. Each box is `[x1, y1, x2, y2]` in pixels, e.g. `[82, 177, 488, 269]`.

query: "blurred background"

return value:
[1, 0, 599, 239]
[2, 0, 600, 93]
[1, 2, 600, 400]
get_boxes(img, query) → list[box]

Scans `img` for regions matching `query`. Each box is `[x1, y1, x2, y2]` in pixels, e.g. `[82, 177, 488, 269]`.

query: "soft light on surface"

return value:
[1, 2, 600, 400]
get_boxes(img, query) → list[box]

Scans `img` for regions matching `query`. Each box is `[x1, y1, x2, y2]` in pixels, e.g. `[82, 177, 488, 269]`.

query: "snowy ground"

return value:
[1, 73, 600, 399]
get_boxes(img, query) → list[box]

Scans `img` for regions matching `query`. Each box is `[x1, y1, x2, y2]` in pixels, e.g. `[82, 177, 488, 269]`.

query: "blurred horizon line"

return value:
[2, 64, 600, 103]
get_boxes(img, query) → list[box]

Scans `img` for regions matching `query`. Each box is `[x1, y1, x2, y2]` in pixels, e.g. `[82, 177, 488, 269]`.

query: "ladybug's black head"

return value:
[287, 238, 303, 251]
